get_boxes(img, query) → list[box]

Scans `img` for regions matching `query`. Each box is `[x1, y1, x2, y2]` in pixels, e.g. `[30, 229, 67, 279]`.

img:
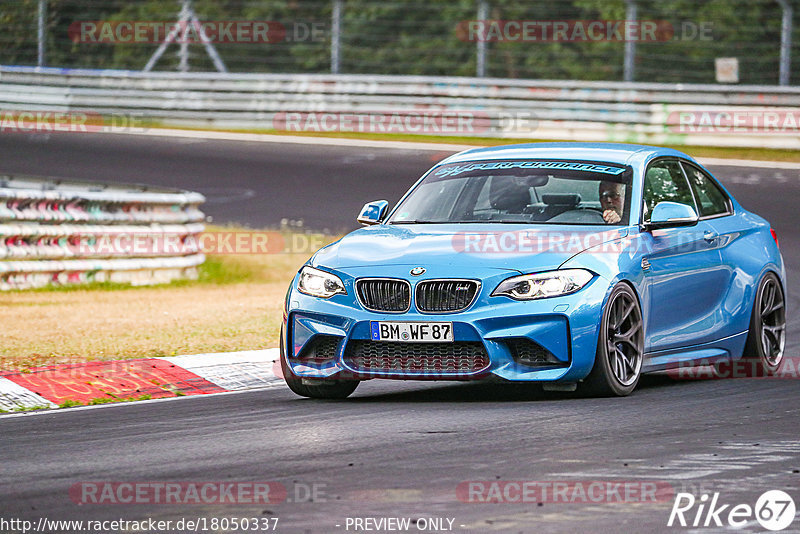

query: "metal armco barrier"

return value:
[0, 174, 205, 290]
[2, 66, 800, 148]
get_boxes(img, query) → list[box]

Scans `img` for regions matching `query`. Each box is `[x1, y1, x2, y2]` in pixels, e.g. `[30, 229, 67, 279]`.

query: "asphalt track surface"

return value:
[1, 132, 799, 534]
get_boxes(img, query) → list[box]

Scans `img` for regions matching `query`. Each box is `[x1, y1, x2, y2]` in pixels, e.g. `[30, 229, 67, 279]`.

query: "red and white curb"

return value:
[0, 348, 281, 412]
[160, 349, 281, 392]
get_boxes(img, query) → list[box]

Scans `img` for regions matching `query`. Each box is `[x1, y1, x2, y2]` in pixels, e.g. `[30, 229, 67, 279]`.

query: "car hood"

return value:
[312, 223, 626, 275]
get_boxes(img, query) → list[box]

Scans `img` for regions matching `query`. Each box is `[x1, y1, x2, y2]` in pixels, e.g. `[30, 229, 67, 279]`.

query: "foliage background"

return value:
[0, 0, 793, 84]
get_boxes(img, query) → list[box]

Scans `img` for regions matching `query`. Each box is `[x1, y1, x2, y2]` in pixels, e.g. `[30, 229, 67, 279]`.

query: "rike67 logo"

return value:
[668, 490, 796, 531]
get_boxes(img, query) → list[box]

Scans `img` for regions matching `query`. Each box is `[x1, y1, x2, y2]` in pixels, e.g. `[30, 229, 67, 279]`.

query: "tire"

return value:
[582, 283, 645, 397]
[736, 272, 786, 377]
[280, 327, 359, 399]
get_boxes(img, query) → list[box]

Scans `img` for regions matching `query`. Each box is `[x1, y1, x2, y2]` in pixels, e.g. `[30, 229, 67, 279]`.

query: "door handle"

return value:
[703, 230, 718, 243]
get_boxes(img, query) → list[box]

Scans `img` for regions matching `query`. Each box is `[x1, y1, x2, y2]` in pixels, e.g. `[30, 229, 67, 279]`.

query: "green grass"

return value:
[88, 397, 117, 405]
[26, 280, 158, 293]
[194, 256, 258, 285]
[3, 404, 53, 413]
[141, 121, 800, 162]
[22, 256, 267, 293]
[10, 227, 333, 294]
[57, 394, 155, 409]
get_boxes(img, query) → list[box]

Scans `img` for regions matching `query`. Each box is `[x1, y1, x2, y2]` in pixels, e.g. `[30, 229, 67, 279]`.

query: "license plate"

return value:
[370, 321, 453, 343]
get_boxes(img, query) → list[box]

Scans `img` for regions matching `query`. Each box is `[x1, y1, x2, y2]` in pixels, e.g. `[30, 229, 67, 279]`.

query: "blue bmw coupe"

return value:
[281, 143, 786, 397]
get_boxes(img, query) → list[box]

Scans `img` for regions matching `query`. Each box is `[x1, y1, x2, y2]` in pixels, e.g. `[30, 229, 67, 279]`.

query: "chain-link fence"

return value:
[1, 0, 797, 85]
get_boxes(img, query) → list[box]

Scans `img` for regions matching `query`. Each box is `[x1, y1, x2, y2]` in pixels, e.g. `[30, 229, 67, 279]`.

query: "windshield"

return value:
[388, 159, 634, 225]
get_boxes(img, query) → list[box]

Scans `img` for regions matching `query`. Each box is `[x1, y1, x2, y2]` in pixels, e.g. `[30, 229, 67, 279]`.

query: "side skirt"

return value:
[642, 331, 748, 372]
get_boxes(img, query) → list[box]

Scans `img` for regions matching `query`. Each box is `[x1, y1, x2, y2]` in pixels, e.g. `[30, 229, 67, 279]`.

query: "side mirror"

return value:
[357, 200, 389, 225]
[644, 201, 699, 230]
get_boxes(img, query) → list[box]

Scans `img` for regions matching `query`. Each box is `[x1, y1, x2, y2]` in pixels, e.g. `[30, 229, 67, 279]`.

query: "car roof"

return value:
[440, 142, 694, 168]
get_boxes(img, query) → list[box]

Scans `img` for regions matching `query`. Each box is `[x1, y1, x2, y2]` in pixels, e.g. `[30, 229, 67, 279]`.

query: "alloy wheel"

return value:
[605, 289, 644, 387]
[757, 275, 786, 368]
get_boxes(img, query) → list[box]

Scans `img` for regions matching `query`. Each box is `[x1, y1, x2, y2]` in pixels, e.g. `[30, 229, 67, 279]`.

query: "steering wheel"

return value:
[548, 209, 607, 224]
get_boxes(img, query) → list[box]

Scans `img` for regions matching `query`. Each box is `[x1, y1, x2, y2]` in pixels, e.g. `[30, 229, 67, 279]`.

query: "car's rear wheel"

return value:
[583, 283, 644, 397]
[737, 272, 786, 376]
[280, 327, 359, 399]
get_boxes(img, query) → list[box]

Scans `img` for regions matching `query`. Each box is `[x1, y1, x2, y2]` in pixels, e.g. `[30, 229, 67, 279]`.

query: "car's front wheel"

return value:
[280, 328, 359, 399]
[582, 283, 644, 397]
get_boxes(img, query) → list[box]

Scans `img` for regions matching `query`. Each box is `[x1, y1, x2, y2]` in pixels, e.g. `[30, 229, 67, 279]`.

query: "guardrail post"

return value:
[623, 0, 637, 82]
[37, 0, 46, 68]
[476, 0, 489, 77]
[331, 0, 343, 74]
[777, 0, 793, 86]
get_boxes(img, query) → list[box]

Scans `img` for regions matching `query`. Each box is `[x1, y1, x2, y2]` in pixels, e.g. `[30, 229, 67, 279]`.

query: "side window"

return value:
[681, 163, 731, 217]
[642, 160, 696, 222]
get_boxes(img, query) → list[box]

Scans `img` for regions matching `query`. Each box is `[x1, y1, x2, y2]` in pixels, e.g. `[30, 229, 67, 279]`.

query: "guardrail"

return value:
[2, 65, 800, 148]
[0, 174, 205, 290]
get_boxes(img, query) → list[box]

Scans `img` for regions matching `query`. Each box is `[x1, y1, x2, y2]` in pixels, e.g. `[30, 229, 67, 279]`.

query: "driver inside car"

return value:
[599, 181, 625, 224]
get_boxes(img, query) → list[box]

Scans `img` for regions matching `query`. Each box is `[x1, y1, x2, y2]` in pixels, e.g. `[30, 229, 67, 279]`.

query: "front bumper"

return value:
[283, 271, 610, 383]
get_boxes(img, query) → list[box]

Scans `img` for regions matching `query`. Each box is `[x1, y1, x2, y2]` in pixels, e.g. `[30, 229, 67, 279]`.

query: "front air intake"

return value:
[506, 338, 566, 367]
[343, 340, 490, 376]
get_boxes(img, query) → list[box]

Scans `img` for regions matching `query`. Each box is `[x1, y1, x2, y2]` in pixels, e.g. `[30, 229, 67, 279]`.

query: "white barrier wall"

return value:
[0, 175, 206, 290]
[2, 66, 800, 148]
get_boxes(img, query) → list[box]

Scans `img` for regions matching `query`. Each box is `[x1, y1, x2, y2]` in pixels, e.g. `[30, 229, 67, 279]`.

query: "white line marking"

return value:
[0, 385, 284, 420]
[159, 348, 278, 367]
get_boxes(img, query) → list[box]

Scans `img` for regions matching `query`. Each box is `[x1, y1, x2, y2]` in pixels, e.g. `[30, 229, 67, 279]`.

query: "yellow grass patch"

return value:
[0, 251, 314, 371]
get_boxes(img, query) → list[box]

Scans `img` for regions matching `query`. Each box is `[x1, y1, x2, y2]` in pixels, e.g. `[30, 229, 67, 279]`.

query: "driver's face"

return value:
[599, 182, 625, 215]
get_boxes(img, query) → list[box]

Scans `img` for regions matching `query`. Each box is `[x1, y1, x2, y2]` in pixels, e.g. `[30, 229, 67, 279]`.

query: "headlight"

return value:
[297, 266, 347, 298]
[491, 269, 594, 300]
